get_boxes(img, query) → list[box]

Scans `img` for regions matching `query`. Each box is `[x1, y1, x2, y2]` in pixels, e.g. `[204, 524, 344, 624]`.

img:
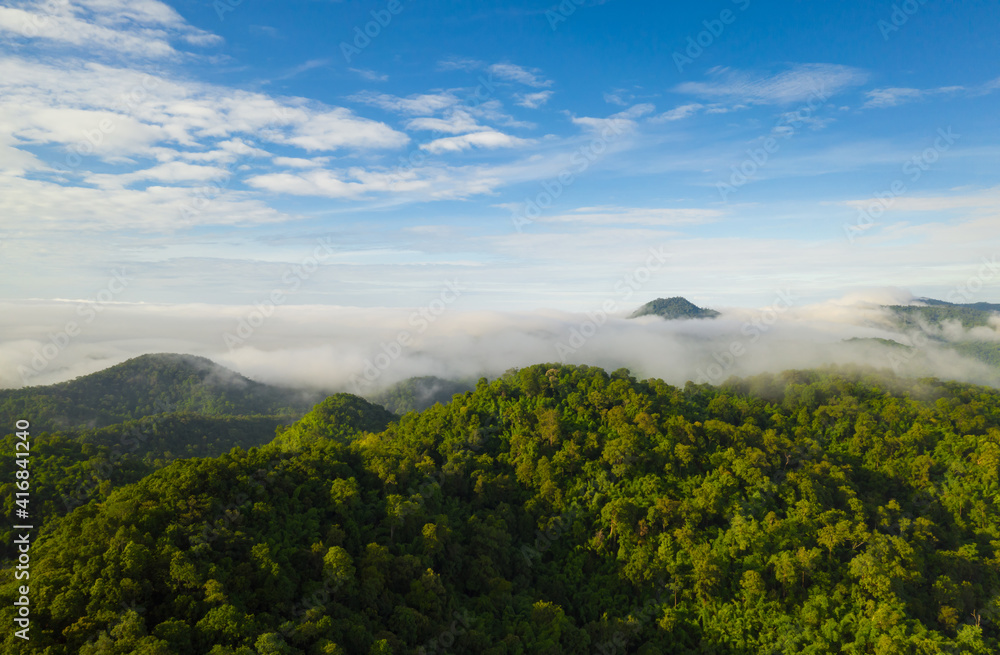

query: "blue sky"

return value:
[1, 0, 999, 313]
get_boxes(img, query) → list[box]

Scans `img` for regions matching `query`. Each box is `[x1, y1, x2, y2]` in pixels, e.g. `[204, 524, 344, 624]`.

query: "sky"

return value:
[1, 0, 999, 387]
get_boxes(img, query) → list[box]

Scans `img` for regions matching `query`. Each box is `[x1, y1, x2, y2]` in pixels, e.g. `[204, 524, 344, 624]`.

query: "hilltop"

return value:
[0, 353, 320, 432]
[629, 297, 721, 320]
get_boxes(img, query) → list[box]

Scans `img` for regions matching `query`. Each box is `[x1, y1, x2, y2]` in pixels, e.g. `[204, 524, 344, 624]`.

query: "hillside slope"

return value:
[369, 376, 475, 415]
[0, 353, 320, 432]
[4, 364, 998, 653]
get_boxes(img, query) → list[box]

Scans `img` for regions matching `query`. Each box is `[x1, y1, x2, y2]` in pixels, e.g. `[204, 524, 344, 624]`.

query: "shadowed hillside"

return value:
[0, 353, 321, 432]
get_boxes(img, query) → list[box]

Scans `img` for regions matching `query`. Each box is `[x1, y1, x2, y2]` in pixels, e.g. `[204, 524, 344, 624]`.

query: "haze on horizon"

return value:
[1, 1, 998, 390]
[4, 290, 1000, 398]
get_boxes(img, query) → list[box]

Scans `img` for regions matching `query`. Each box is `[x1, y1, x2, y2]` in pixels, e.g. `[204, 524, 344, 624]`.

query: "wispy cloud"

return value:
[488, 63, 553, 88]
[348, 90, 461, 115]
[862, 78, 995, 109]
[651, 103, 704, 122]
[603, 91, 631, 106]
[536, 206, 723, 226]
[676, 64, 868, 105]
[436, 57, 484, 72]
[405, 109, 484, 134]
[571, 104, 655, 132]
[266, 58, 332, 84]
[844, 187, 1000, 214]
[349, 67, 389, 82]
[516, 91, 553, 108]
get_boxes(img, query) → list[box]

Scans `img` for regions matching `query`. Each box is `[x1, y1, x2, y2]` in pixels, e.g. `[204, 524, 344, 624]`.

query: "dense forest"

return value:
[3, 363, 998, 654]
[0, 413, 309, 546]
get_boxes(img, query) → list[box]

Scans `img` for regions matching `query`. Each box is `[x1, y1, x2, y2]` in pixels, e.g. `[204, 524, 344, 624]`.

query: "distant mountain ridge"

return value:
[629, 296, 721, 320]
[0, 353, 321, 432]
[885, 298, 1000, 331]
[913, 297, 1000, 313]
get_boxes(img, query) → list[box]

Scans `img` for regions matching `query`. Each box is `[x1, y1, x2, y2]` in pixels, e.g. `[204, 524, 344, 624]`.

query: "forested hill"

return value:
[5, 364, 999, 654]
[369, 376, 475, 415]
[0, 353, 320, 432]
[886, 299, 1000, 330]
[629, 297, 721, 320]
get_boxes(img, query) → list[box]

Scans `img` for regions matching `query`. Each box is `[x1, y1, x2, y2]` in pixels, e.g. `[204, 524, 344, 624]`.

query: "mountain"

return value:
[913, 297, 1000, 312]
[368, 376, 475, 415]
[0, 353, 320, 432]
[629, 296, 721, 320]
[842, 337, 910, 349]
[6, 364, 998, 654]
[271, 393, 398, 449]
[886, 298, 1000, 330]
[882, 299, 1000, 370]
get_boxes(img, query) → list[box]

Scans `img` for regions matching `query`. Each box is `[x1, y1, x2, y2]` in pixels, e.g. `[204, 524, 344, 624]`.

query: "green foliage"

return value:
[271, 394, 397, 449]
[0, 413, 298, 546]
[629, 297, 721, 320]
[887, 303, 997, 331]
[3, 363, 1000, 654]
[952, 342, 1000, 368]
[0, 353, 320, 432]
[369, 377, 474, 415]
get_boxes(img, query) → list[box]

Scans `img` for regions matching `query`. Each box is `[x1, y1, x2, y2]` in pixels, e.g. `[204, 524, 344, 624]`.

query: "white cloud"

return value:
[405, 110, 483, 134]
[0, 0, 221, 58]
[273, 156, 330, 168]
[0, 174, 290, 232]
[516, 91, 553, 109]
[279, 107, 409, 151]
[603, 91, 630, 106]
[245, 156, 548, 202]
[845, 187, 1000, 214]
[421, 131, 532, 154]
[247, 170, 370, 199]
[0, 57, 408, 160]
[247, 166, 446, 198]
[538, 206, 723, 226]
[86, 161, 231, 189]
[571, 104, 655, 132]
[862, 87, 927, 109]
[348, 90, 461, 115]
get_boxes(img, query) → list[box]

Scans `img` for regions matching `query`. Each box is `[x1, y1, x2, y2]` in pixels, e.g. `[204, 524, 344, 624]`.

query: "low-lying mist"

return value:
[4, 290, 1000, 394]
